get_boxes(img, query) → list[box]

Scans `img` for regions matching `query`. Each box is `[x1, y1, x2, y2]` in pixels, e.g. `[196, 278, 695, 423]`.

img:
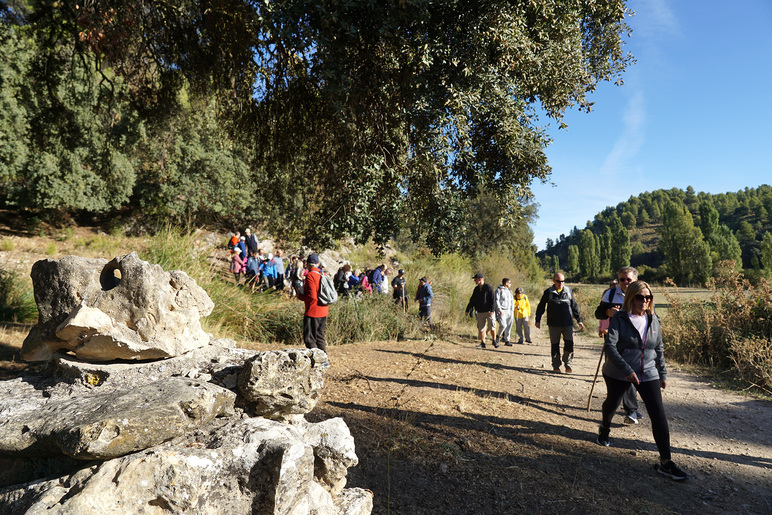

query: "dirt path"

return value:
[294, 326, 772, 514]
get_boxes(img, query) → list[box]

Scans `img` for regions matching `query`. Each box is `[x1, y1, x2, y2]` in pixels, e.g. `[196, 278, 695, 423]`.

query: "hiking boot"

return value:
[624, 412, 639, 425]
[552, 368, 561, 373]
[476, 343, 486, 349]
[655, 461, 688, 480]
[596, 426, 610, 447]
[525, 340, 532, 343]
[516, 339, 523, 345]
[492, 340, 500, 348]
[565, 366, 573, 373]
[504, 341, 513, 346]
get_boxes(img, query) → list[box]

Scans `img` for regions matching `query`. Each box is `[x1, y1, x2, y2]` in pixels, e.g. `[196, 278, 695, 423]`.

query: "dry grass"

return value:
[662, 261, 772, 394]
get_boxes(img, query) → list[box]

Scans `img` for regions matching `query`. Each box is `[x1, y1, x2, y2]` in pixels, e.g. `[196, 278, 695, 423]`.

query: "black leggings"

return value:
[601, 375, 671, 461]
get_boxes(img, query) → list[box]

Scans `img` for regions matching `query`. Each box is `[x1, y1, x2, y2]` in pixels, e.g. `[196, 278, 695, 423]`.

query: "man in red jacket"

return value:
[298, 253, 329, 352]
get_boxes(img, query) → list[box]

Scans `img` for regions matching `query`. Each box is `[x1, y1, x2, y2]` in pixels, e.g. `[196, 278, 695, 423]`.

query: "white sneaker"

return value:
[624, 412, 639, 425]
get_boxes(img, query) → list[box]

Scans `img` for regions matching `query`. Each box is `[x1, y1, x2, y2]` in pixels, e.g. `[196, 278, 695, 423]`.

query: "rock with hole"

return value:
[21, 252, 215, 362]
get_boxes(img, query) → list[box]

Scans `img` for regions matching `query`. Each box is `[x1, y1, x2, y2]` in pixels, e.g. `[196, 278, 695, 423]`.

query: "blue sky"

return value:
[529, 0, 772, 250]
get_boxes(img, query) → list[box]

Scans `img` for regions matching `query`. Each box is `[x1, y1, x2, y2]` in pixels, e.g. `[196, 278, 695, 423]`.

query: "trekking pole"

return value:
[587, 347, 605, 412]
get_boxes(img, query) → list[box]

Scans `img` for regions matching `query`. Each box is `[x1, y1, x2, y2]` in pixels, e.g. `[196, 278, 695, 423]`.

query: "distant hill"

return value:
[537, 185, 772, 283]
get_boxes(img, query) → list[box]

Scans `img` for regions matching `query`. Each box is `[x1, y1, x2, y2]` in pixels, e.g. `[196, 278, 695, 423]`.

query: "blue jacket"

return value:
[415, 283, 433, 307]
[246, 256, 260, 275]
[371, 268, 384, 293]
[261, 259, 277, 278]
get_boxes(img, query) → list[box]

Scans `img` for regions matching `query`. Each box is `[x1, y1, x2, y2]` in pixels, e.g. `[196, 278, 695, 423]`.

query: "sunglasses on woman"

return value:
[634, 294, 653, 302]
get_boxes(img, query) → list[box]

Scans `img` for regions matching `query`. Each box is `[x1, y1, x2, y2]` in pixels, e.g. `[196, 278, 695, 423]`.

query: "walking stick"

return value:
[587, 347, 605, 412]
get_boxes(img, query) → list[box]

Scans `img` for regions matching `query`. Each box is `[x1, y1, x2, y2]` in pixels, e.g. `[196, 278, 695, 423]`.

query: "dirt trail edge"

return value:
[298, 327, 772, 514]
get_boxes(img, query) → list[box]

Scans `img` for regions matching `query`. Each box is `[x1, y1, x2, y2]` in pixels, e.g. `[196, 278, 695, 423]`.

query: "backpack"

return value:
[313, 270, 338, 306]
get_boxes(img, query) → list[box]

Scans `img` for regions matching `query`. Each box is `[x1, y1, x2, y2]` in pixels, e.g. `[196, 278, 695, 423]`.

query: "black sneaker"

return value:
[504, 341, 513, 346]
[596, 426, 610, 447]
[655, 461, 688, 480]
[492, 340, 500, 348]
[476, 343, 486, 349]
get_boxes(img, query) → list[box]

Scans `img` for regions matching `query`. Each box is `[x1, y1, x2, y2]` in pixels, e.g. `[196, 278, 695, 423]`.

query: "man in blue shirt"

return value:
[415, 276, 433, 326]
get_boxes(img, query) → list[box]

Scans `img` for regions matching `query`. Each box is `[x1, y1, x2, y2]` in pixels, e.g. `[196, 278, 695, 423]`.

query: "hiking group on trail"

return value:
[461, 267, 689, 482]
[225, 228, 689, 482]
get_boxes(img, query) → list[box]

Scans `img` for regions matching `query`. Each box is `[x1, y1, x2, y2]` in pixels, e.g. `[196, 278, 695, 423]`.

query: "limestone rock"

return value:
[238, 348, 330, 420]
[0, 417, 366, 515]
[21, 252, 215, 362]
[0, 377, 235, 460]
[334, 488, 375, 515]
[53, 338, 252, 390]
[300, 418, 359, 495]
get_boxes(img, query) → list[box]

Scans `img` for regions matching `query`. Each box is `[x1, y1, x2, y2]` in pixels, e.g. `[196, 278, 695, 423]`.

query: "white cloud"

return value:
[634, 0, 680, 40]
[600, 88, 646, 177]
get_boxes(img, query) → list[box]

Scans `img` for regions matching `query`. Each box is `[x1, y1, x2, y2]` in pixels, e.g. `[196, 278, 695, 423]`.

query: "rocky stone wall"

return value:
[0, 254, 372, 515]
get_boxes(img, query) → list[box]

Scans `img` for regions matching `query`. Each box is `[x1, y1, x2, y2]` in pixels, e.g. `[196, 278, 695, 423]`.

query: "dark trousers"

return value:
[601, 375, 671, 461]
[548, 325, 574, 368]
[622, 384, 639, 414]
[303, 315, 327, 353]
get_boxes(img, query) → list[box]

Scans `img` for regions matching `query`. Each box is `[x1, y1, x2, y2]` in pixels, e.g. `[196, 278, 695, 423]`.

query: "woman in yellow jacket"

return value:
[513, 287, 532, 344]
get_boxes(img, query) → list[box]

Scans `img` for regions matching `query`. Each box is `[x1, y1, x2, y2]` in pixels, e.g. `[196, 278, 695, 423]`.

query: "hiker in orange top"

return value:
[297, 253, 328, 353]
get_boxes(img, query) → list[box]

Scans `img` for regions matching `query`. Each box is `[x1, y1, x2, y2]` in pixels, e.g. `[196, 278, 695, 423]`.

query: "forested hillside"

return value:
[538, 185, 772, 284]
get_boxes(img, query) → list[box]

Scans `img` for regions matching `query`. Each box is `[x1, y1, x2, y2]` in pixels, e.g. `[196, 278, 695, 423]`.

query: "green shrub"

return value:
[45, 242, 57, 255]
[568, 283, 605, 337]
[56, 228, 76, 242]
[0, 239, 14, 251]
[326, 295, 414, 345]
[0, 267, 38, 323]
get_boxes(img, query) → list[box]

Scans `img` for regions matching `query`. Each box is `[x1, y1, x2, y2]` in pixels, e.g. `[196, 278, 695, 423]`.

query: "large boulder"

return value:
[0, 377, 235, 460]
[238, 348, 330, 420]
[21, 252, 215, 362]
[0, 417, 373, 515]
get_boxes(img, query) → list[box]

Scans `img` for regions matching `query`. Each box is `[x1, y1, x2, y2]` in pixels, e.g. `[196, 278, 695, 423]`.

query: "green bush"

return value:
[326, 295, 414, 345]
[0, 266, 38, 323]
[568, 283, 605, 338]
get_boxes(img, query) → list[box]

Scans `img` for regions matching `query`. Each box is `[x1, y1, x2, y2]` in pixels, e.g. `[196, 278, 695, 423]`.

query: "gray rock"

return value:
[300, 418, 359, 495]
[0, 377, 235, 460]
[238, 348, 330, 420]
[22, 252, 215, 362]
[53, 339, 254, 390]
[334, 488, 375, 515]
[0, 417, 366, 515]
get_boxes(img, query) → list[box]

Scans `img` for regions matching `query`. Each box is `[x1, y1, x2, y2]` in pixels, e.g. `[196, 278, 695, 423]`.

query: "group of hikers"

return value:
[225, 231, 434, 320]
[465, 267, 688, 482]
[227, 229, 688, 482]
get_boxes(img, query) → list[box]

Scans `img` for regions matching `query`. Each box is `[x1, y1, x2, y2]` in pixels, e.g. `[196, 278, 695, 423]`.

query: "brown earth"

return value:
[296, 330, 772, 515]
